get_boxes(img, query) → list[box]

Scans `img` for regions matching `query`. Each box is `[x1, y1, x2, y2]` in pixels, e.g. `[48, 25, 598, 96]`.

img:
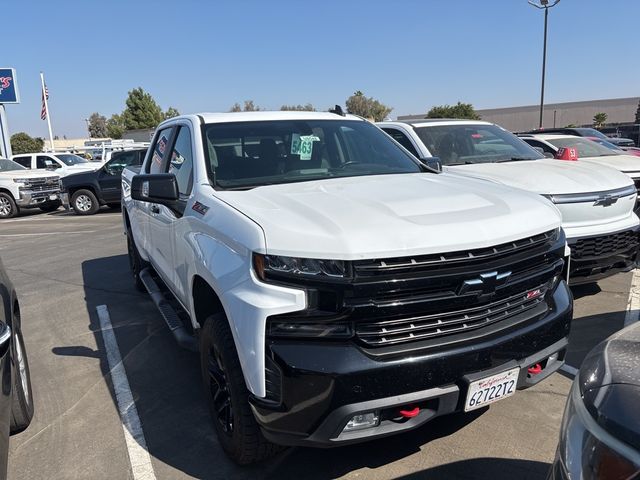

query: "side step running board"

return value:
[139, 268, 198, 352]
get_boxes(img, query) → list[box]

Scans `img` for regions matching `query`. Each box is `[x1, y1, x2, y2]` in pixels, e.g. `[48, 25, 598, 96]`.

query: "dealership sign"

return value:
[0, 68, 19, 104]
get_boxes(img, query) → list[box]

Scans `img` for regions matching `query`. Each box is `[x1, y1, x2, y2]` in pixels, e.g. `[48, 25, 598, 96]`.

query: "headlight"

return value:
[556, 382, 640, 479]
[267, 321, 352, 338]
[13, 179, 27, 185]
[253, 253, 349, 281]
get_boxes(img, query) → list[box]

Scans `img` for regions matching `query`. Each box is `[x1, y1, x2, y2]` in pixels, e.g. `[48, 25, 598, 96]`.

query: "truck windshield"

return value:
[0, 159, 27, 172]
[546, 137, 618, 157]
[202, 119, 423, 189]
[56, 154, 88, 166]
[413, 124, 543, 166]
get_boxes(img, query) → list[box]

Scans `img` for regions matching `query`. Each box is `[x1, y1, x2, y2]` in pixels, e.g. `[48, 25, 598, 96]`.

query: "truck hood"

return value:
[0, 170, 59, 180]
[580, 154, 640, 175]
[65, 164, 100, 173]
[447, 159, 633, 195]
[215, 173, 561, 259]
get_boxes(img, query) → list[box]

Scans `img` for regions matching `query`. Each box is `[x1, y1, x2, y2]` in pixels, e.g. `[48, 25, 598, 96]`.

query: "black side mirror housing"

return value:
[131, 174, 179, 205]
[421, 156, 443, 172]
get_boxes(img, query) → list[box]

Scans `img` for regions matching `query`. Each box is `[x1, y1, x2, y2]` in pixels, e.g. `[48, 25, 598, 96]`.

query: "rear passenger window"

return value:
[13, 156, 31, 168]
[167, 127, 194, 196]
[148, 128, 173, 174]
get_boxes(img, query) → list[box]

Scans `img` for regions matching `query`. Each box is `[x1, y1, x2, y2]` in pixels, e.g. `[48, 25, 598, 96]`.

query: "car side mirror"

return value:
[131, 174, 179, 204]
[420, 157, 442, 172]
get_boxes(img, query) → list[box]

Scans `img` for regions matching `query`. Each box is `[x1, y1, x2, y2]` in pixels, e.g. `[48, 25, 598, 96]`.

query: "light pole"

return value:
[528, 0, 561, 129]
[84, 118, 91, 140]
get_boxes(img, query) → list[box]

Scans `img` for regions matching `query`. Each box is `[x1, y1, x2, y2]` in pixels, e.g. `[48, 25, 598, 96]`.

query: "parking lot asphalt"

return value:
[0, 208, 634, 480]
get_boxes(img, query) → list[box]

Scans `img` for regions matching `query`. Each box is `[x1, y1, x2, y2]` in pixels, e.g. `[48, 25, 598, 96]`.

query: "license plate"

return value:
[49, 194, 58, 200]
[464, 367, 520, 412]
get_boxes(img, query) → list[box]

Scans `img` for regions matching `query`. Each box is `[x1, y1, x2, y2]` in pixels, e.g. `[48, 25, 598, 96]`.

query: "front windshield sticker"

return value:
[299, 135, 320, 160]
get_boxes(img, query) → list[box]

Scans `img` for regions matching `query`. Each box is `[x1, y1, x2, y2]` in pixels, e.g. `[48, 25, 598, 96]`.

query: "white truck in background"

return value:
[0, 158, 61, 218]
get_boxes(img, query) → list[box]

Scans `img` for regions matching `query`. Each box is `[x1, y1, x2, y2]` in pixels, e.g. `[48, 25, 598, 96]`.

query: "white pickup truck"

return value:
[122, 111, 572, 464]
[0, 158, 61, 218]
[11, 152, 100, 178]
[378, 120, 640, 284]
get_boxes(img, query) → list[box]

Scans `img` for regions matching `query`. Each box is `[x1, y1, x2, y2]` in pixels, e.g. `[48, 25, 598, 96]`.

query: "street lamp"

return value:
[84, 118, 91, 140]
[528, 0, 561, 129]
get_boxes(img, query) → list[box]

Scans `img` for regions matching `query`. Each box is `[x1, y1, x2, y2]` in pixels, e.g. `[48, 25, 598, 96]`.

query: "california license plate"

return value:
[464, 367, 520, 412]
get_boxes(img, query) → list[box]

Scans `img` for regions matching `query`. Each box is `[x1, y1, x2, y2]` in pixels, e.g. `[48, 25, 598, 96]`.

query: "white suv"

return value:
[378, 119, 639, 284]
[11, 152, 100, 178]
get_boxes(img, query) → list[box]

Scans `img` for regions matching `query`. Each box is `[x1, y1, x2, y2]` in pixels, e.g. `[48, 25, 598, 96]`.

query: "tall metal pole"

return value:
[538, 6, 548, 128]
[40, 72, 55, 151]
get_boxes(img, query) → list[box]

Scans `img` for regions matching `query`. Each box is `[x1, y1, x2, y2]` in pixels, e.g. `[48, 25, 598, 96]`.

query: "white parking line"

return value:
[624, 268, 640, 327]
[560, 364, 579, 378]
[97, 305, 156, 480]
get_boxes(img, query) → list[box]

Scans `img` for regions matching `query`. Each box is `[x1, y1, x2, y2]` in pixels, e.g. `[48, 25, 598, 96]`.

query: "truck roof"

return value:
[163, 111, 365, 127]
[383, 119, 492, 128]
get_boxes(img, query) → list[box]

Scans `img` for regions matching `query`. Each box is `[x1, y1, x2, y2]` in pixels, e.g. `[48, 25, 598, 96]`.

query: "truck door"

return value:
[144, 127, 179, 292]
[100, 151, 136, 203]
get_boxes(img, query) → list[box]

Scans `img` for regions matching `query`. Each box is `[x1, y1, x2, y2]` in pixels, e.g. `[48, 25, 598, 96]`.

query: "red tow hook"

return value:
[399, 407, 420, 418]
[528, 363, 543, 375]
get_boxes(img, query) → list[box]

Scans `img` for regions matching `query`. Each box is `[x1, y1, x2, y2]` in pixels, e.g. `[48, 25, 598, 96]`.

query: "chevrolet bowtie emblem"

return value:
[459, 271, 512, 297]
[593, 194, 617, 207]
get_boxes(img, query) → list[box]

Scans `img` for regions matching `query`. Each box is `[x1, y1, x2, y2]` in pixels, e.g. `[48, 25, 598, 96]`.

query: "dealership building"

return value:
[398, 96, 640, 132]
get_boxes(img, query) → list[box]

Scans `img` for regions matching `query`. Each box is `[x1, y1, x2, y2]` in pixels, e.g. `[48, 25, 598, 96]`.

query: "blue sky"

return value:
[3, 0, 640, 138]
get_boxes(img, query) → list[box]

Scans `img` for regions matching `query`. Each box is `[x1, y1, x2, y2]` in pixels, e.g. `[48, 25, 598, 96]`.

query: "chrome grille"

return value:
[355, 285, 549, 347]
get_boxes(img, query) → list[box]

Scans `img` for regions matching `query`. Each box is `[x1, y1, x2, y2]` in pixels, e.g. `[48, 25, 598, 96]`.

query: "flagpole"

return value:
[40, 72, 55, 152]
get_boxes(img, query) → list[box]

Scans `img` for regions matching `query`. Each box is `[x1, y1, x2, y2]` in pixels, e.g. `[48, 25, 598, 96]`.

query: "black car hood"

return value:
[61, 169, 100, 186]
[579, 322, 640, 451]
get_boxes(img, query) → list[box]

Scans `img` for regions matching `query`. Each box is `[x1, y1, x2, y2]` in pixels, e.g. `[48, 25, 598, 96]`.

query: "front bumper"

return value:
[567, 226, 640, 285]
[16, 189, 60, 208]
[251, 281, 572, 447]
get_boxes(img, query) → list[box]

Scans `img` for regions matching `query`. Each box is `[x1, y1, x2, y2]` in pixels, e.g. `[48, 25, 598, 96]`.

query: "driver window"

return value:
[167, 126, 194, 196]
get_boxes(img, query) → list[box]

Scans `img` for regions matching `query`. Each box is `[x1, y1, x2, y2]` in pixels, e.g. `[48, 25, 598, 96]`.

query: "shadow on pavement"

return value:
[49, 253, 630, 479]
[569, 283, 601, 300]
[392, 457, 550, 480]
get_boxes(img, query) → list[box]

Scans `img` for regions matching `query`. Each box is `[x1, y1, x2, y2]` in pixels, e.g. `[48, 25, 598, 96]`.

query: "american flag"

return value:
[41, 84, 49, 120]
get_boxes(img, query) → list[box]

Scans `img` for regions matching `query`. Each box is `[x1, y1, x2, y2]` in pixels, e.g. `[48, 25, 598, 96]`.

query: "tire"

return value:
[39, 200, 62, 213]
[70, 189, 99, 215]
[0, 193, 18, 219]
[127, 231, 147, 292]
[10, 325, 34, 433]
[200, 314, 281, 464]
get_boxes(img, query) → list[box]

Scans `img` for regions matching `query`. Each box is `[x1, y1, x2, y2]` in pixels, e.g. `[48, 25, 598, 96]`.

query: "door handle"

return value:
[150, 205, 160, 214]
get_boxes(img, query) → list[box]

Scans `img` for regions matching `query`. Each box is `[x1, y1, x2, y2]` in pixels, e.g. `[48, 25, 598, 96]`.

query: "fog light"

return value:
[343, 412, 379, 432]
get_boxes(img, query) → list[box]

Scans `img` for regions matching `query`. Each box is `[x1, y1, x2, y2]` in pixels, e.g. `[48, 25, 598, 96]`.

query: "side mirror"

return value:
[555, 147, 579, 161]
[421, 156, 443, 172]
[131, 174, 179, 204]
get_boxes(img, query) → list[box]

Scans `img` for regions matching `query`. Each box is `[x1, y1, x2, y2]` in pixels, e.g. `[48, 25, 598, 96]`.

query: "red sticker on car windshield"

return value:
[471, 134, 483, 138]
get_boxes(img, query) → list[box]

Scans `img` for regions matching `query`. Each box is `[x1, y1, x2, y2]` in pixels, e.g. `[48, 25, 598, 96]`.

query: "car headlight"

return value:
[13, 179, 27, 185]
[253, 253, 349, 281]
[556, 381, 640, 480]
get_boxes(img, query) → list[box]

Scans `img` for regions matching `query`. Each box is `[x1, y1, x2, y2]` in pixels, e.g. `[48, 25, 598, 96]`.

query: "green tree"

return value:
[426, 102, 480, 120]
[345, 91, 392, 121]
[229, 100, 261, 112]
[280, 103, 316, 111]
[164, 107, 180, 119]
[106, 113, 125, 139]
[593, 112, 608, 128]
[10, 133, 44, 154]
[122, 87, 164, 130]
[88, 112, 108, 138]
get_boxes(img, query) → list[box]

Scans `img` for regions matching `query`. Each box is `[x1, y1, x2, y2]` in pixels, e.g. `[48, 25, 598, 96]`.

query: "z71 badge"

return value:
[192, 201, 210, 215]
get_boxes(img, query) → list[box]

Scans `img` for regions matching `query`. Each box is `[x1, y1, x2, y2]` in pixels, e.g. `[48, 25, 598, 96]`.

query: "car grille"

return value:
[270, 229, 565, 351]
[355, 285, 549, 347]
[571, 230, 639, 259]
[19, 177, 59, 191]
